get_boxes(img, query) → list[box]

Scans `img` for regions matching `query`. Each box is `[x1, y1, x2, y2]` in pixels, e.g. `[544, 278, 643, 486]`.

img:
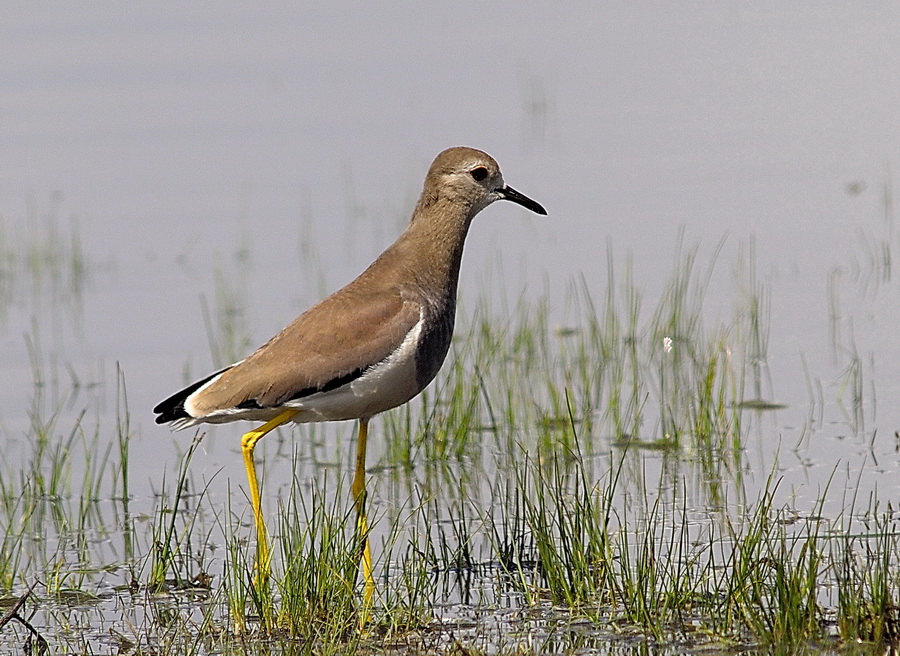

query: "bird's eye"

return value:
[470, 166, 488, 182]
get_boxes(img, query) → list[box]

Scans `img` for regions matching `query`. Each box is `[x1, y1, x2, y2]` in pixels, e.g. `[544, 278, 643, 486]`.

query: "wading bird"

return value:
[154, 146, 546, 617]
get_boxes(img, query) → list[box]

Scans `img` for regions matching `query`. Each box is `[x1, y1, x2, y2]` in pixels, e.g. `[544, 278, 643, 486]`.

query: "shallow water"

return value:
[2, 4, 900, 653]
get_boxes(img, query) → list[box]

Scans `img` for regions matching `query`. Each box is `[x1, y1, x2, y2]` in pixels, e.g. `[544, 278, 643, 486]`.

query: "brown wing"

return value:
[187, 287, 420, 415]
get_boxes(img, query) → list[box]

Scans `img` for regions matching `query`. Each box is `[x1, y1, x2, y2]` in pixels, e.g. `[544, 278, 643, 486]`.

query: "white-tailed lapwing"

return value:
[154, 146, 547, 615]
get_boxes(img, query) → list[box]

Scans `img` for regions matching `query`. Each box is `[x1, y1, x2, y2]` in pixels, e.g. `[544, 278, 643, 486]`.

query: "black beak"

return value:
[499, 185, 547, 216]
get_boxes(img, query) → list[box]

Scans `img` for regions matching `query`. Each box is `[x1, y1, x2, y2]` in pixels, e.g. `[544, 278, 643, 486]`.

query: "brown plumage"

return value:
[154, 146, 545, 428]
[153, 146, 547, 614]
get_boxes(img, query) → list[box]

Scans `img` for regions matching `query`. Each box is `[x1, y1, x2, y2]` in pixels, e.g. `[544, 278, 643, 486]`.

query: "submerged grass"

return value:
[3, 235, 900, 654]
[201, 246, 253, 370]
[0, 195, 90, 325]
[146, 433, 207, 592]
[275, 475, 361, 642]
[477, 443, 899, 652]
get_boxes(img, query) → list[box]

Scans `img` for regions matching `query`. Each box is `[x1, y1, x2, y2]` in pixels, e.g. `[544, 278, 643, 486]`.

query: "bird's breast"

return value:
[412, 297, 456, 390]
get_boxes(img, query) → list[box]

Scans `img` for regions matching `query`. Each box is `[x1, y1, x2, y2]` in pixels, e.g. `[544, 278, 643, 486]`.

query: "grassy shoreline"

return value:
[1, 233, 898, 654]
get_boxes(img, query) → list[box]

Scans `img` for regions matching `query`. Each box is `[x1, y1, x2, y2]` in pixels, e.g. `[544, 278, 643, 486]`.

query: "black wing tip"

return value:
[153, 394, 191, 424]
[154, 366, 230, 426]
[154, 405, 189, 425]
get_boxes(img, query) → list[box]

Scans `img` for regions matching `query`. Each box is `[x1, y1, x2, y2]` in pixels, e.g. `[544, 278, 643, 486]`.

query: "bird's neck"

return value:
[400, 197, 475, 302]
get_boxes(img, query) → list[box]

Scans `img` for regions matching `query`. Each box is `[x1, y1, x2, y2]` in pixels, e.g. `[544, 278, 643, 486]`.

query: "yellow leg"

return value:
[351, 417, 374, 626]
[241, 408, 300, 586]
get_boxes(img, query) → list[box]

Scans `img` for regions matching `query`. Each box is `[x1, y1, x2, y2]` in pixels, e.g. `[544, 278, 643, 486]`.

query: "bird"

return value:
[153, 146, 547, 616]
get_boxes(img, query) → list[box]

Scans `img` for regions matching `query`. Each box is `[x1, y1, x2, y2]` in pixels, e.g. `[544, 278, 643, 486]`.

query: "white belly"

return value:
[283, 315, 424, 422]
